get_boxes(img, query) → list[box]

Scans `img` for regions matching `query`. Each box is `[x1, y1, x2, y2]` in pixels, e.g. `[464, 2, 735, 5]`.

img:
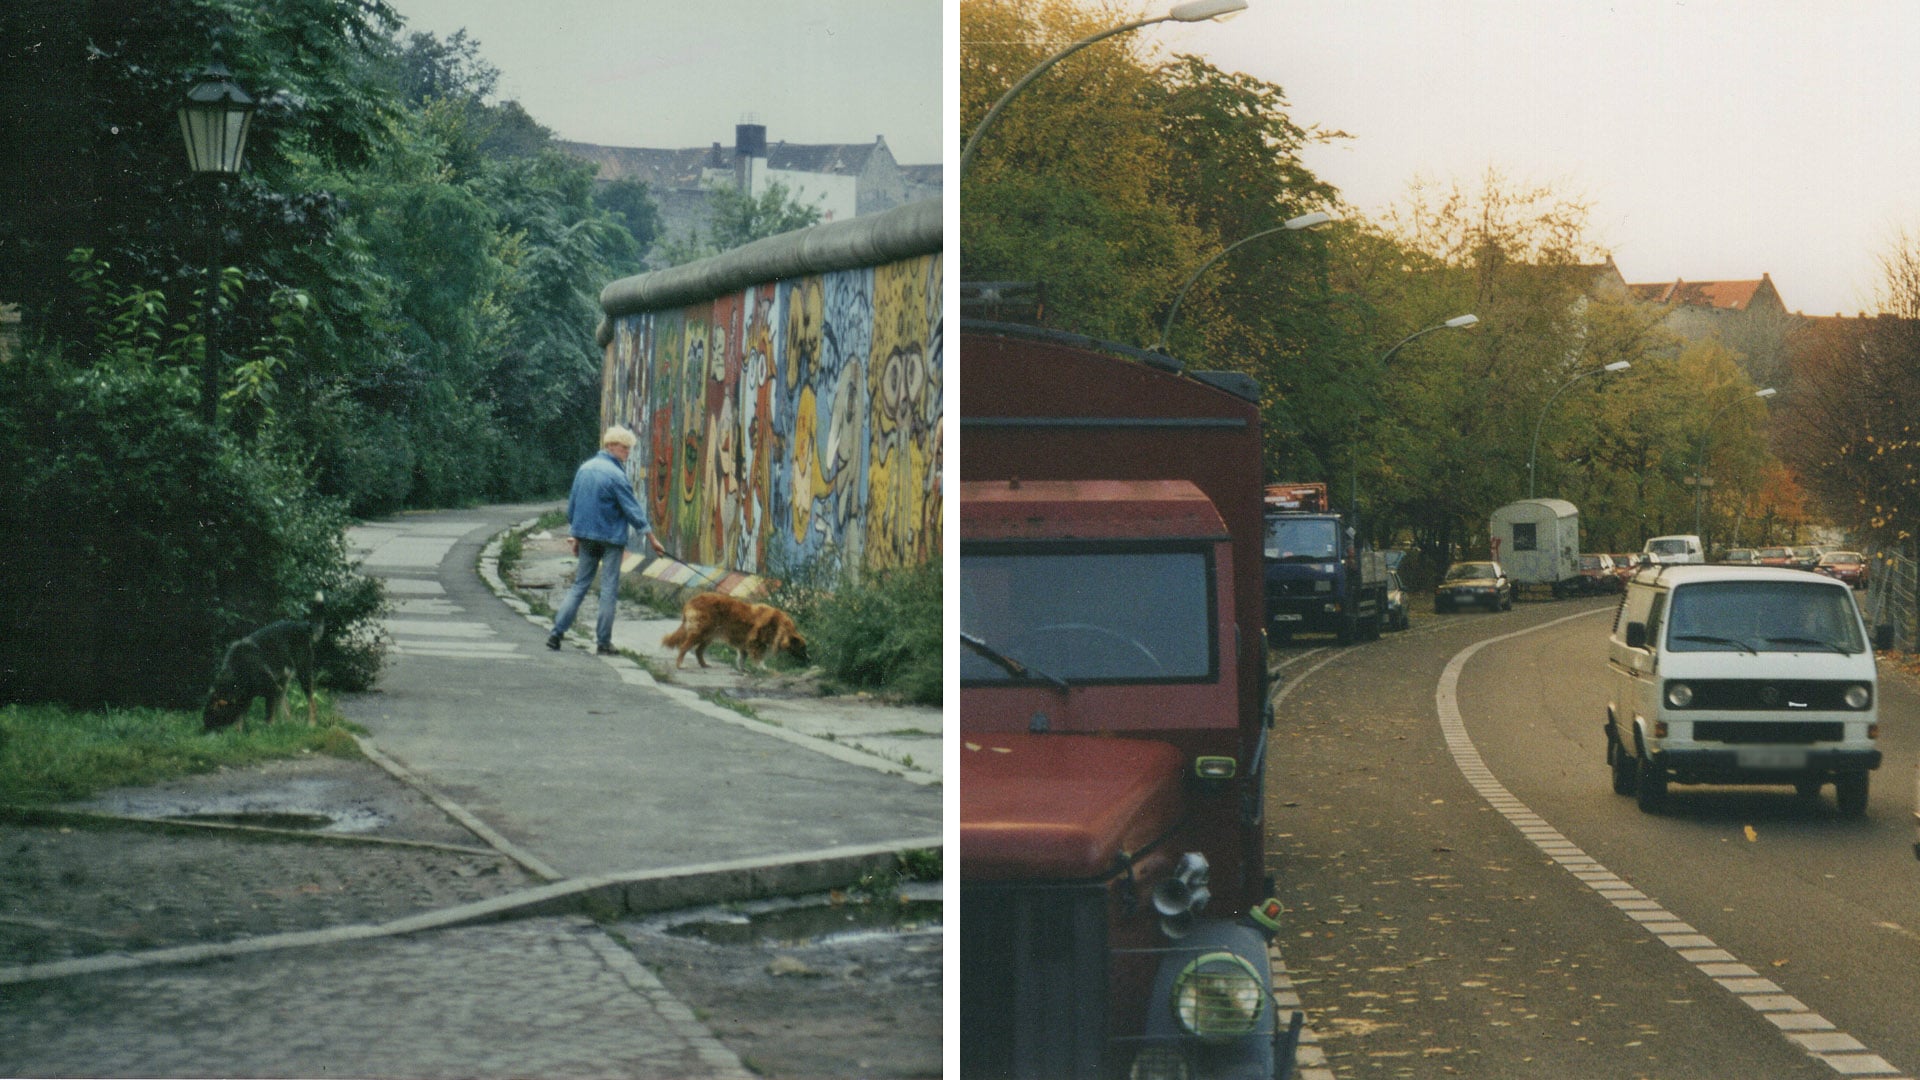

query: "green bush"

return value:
[773, 559, 942, 706]
[0, 346, 386, 708]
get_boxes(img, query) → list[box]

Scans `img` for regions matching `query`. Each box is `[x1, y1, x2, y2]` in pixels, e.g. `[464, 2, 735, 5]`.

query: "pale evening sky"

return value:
[380, 0, 946, 168]
[1140, 0, 1920, 317]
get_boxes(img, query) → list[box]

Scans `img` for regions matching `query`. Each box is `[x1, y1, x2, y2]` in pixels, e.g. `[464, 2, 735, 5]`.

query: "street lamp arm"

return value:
[1379, 314, 1477, 368]
[1525, 360, 1630, 499]
[961, 16, 1159, 176]
[1527, 371, 1596, 499]
[960, 1, 1247, 176]
[1155, 211, 1332, 350]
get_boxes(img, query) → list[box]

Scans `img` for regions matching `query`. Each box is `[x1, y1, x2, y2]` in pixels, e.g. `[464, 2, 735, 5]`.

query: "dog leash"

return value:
[654, 550, 730, 593]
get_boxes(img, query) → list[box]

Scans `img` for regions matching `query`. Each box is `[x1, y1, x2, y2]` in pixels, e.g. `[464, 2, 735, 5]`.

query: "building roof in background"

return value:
[1628, 275, 1777, 311]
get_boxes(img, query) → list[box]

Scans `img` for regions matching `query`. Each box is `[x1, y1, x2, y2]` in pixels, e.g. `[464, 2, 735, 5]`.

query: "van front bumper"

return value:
[1651, 746, 1881, 782]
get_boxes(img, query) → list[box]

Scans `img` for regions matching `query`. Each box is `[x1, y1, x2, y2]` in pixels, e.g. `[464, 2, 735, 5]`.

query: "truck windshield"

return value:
[1666, 581, 1866, 654]
[960, 547, 1215, 682]
[1265, 518, 1339, 562]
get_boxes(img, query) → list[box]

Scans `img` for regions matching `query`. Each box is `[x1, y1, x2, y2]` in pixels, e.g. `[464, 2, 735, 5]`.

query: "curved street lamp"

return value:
[179, 53, 257, 425]
[1692, 386, 1778, 538]
[1350, 313, 1480, 518]
[960, 0, 1248, 176]
[1154, 211, 1333, 352]
[1526, 360, 1632, 498]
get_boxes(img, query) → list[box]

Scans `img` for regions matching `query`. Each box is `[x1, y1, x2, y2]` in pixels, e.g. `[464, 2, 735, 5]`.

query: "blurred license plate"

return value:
[1273, 613, 1303, 622]
[1737, 747, 1808, 769]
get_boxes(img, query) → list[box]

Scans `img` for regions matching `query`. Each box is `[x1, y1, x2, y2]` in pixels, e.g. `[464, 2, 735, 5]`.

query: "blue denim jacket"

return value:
[567, 450, 652, 548]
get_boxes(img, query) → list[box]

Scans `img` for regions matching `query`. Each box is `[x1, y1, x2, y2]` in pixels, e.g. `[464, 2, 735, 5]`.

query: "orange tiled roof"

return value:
[1627, 278, 1767, 311]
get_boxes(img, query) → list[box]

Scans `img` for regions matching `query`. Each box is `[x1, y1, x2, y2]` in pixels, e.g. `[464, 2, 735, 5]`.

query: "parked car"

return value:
[1436, 561, 1513, 613]
[1386, 570, 1410, 630]
[1756, 546, 1797, 568]
[1608, 554, 1641, 584]
[1576, 553, 1623, 593]
[1793, 545, 1823, 570]
[1722, 548, 1759, 566]
[1816, 550, 1869, 588]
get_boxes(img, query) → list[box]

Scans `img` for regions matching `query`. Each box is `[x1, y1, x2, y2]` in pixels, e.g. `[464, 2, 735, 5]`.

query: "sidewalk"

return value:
[496, 514, 943, 785]
[0, 504, 942, 1079]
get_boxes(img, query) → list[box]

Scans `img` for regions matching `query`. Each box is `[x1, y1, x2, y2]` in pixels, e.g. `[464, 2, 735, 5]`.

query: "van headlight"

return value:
[1170, 951, 1267, 1041]
[1665, 682, 1694, 708]
[1845, 684, 1872, 709]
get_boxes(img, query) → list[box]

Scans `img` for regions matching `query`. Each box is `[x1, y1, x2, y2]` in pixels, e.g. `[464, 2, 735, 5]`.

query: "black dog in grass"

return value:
[203, 596, 326, 732]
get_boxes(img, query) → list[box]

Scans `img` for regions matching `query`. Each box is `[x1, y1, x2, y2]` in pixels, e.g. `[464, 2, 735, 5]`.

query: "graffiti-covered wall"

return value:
[596, 198, 941, 580]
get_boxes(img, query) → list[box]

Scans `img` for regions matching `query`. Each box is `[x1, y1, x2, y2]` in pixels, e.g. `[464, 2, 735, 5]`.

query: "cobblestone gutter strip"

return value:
[0, 805, 501, 859]
[0, 836, 942, 986]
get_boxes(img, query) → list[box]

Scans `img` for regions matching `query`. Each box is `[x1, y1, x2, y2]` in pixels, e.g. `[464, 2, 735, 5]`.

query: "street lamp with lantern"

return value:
[1154, 210, 1333, 352]
[1350, 313, 1479, 518]
[178, 52, 256, 424]
[1526, 359, 1632, 498]
[960, 0, 1248, 176]
[1692, 386, 1778, 541]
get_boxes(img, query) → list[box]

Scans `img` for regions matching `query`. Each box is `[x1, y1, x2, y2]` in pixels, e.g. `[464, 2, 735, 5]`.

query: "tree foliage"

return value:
[0, 0, 658, 705]
[657, 179, 824, 266]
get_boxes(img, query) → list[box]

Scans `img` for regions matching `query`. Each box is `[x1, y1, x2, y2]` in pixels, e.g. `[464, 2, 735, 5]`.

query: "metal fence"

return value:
[1862, 546, 1920, 652]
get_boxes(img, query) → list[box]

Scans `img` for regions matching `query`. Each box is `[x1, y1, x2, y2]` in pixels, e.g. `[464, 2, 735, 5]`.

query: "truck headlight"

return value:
[1666, 682, 1694, 708]
[1846, 684, 1872, 709]
[1171, 951, 1267, 1040]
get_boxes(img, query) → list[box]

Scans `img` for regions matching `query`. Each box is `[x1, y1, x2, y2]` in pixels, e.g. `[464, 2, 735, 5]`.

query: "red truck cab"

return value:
[961, 324, 1296, 1079]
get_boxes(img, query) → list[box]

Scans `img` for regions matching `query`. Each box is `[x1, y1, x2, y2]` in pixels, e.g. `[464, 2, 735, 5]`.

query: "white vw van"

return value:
[1606, 564, 1891, 816]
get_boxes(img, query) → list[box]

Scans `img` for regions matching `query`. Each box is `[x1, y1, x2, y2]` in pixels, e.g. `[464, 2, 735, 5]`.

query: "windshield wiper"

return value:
[1763, 636, 1851, 655]
[961, 632, 1070, 693]
[1674, 633, 1758, 655]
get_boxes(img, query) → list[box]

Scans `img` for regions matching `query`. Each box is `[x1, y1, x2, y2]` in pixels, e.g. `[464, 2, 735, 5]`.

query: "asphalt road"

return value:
[1265, 598, 1920, 1079]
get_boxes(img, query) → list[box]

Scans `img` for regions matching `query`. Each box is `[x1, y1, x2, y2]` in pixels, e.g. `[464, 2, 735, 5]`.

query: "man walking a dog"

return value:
[547, 425, 669, 655]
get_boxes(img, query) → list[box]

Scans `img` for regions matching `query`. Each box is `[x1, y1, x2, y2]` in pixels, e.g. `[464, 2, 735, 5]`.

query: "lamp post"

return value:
[1692, 386, 1778, 541]
[178, 53, 256, 425]
[1154, 211, 1333, 352]
[1350, 314, 1479, 518]
[1526, 360, 1632, 498]
[960, 0, 1248, 177]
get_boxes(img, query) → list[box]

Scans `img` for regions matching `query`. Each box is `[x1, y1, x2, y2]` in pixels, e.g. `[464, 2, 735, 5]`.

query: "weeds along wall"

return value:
[596, 198, 942, 581]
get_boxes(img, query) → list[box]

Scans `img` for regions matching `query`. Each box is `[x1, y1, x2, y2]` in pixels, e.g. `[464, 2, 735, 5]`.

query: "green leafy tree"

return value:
[659, 179, 824, 265]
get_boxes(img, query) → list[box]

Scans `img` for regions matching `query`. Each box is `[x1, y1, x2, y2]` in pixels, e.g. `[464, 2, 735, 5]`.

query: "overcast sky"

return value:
[381, 0, 945, 167]
[1140, 0, 1920, 317]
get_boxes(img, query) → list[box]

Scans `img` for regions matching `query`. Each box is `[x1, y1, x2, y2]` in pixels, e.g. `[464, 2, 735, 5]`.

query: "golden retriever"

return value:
[662, 593, 809, 671]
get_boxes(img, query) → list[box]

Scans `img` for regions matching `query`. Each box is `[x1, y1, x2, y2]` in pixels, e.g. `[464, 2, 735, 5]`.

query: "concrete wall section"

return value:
[598, 199, 942, 580]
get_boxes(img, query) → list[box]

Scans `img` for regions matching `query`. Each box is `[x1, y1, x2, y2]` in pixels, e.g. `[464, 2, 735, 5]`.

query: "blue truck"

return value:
[1262, 482, 1390, 645]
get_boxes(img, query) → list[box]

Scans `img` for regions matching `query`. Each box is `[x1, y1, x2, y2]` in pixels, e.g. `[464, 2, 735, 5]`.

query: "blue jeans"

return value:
[551, 540, 623, 648]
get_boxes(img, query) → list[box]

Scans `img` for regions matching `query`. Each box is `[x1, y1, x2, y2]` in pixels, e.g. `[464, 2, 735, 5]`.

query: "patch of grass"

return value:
[0, 701, 360, 807]
[898, 848, 941, 881]
[497, 529, 526, 579]
[770, 558, 940, 706]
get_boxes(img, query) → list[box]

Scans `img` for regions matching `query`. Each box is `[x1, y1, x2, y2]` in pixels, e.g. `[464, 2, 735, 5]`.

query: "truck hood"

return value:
[961, 733, 1186, 882]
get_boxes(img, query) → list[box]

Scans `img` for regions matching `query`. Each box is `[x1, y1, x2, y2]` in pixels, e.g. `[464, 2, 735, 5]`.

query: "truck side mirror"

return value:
[1625, 622, 1648, 650]
[1875, 624, 1895, 651]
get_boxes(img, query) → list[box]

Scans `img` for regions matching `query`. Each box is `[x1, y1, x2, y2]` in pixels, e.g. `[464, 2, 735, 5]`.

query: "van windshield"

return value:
[1265, 518, 1339, 562]
[1666, 581, 1866, 654]
[1647, 539, 1691, 555]
[961, 546, 1216, 683]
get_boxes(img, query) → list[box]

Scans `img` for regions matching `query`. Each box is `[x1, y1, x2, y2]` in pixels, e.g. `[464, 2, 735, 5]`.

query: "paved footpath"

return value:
[0, 504, 941, 1079]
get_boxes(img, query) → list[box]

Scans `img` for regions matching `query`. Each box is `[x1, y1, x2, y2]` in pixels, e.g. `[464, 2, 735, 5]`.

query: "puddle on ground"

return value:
[73, 777, 394, 834]
[667, 899, 941, 946]
[638, 884, 942, 948]
[166, 811, 340, 831]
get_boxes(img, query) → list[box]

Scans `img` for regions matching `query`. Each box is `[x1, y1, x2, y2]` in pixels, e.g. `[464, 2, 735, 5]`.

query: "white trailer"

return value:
[1491, 499, 1581, 598]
